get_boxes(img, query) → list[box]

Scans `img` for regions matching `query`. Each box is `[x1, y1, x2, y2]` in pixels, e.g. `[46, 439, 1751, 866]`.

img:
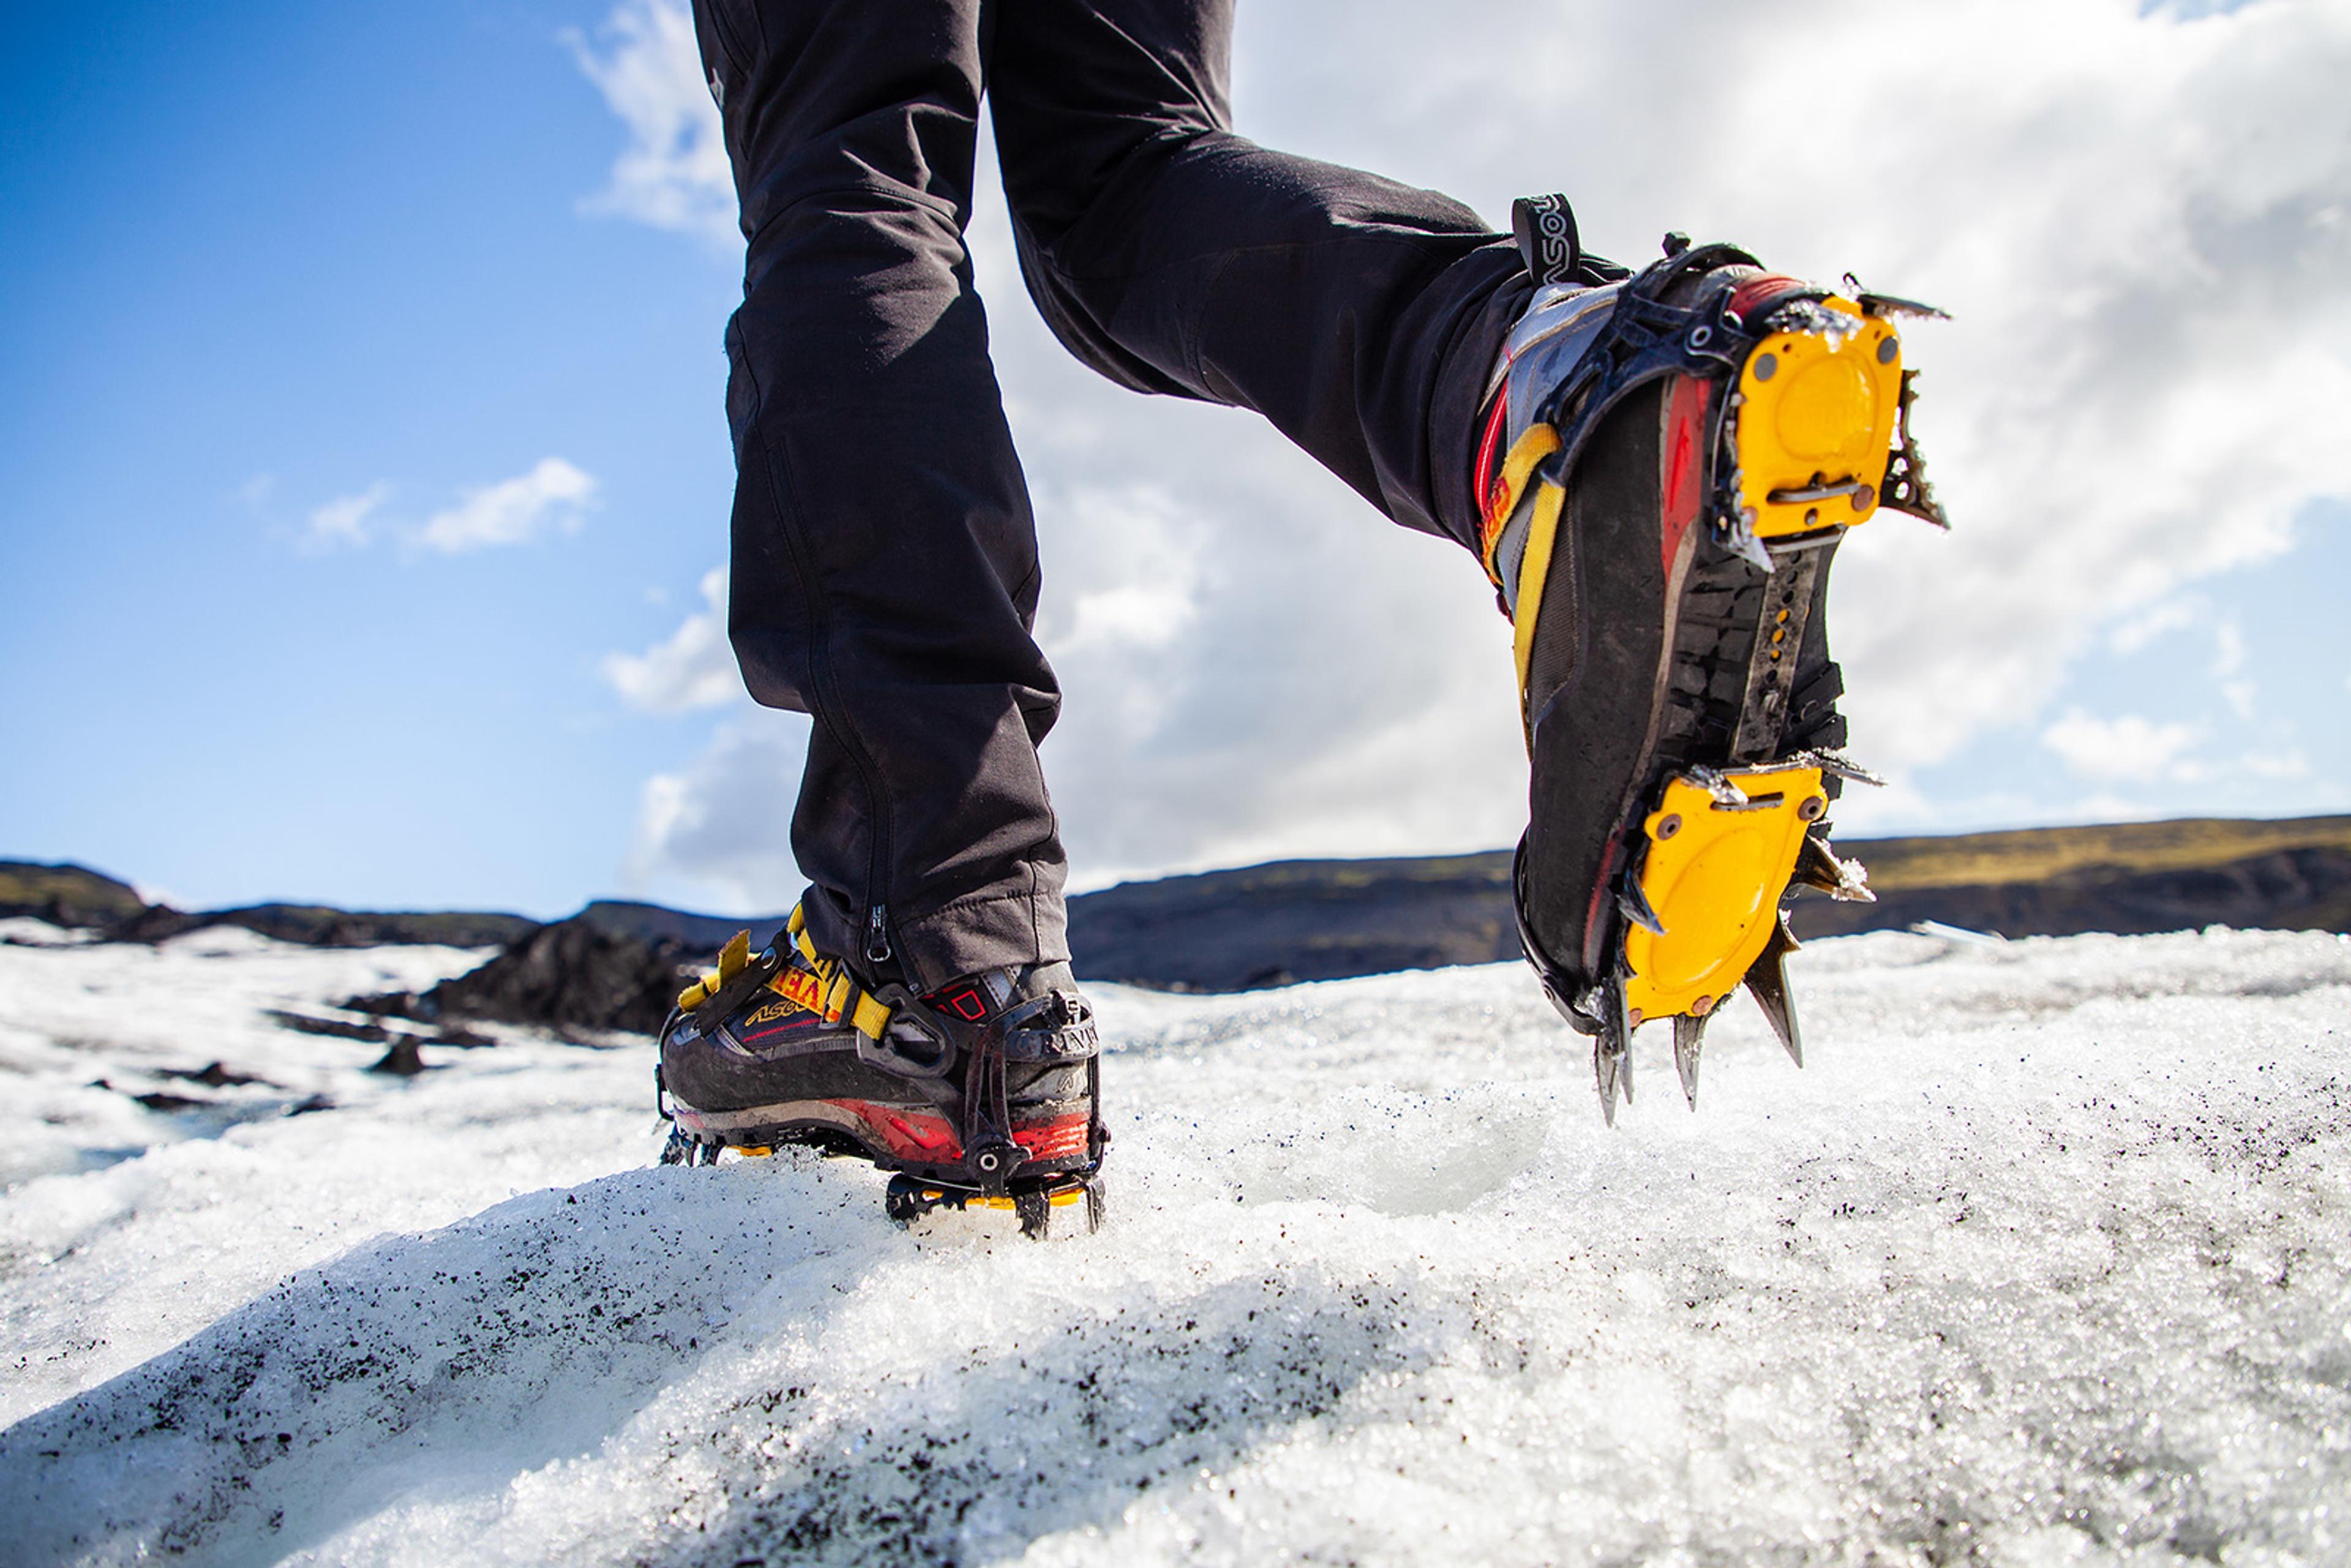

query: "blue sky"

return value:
[3, 0, 2346, 920]
[1, 1, 739, 913]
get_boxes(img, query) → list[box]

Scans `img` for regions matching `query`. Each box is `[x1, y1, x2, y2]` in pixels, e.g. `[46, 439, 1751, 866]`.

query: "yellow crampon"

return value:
[1607, 761, 1875, 1117]
[1622, 763, 1824, 1029]
[674, 903, 895, 1043]
[1733, 298, 1904, 540]
[1591, 298, 1902, 1115]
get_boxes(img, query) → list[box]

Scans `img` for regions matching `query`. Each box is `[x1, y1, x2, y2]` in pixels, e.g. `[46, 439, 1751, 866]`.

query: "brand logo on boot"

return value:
[770, 967, 828, 1017]
[934, 985, 988, 1022]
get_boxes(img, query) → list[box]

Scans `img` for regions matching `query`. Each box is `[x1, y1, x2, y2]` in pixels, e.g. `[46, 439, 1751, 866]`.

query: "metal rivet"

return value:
[1799, 795, 1826, 821]
[1692, 995, 1714, 1016]
[1753, 353, 1779, 382]
[1854, 484, 1876, 511]
[1877, 336, 1898, 364]
[1805, 507, 1820, 527]
[1627, 1008, 1645, 1027]
[1655, 814, 1682, 839]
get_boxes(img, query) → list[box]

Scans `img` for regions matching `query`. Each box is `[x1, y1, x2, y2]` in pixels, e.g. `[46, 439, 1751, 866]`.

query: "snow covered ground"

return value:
[1, 920, 2347, 1567]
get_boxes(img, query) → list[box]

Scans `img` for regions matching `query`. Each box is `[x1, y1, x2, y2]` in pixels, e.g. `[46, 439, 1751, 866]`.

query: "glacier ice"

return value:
[0, 923, 2346, 1565]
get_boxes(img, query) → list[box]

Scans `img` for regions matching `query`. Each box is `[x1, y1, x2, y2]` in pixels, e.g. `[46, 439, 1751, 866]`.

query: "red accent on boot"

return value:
[1727, 273, 1813, 324]
[1012, 1114, 1092, 1163]
[840, 1100, 962, 1161]
[1474, 391, 1511, 532]
[1660, 373, 1707, 577]
[926, 983, 989, 1022]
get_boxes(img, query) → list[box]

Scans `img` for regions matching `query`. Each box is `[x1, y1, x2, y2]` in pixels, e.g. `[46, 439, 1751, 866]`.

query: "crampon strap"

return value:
[673, 902, 896, 1043]
[782, 902, 894, 1041]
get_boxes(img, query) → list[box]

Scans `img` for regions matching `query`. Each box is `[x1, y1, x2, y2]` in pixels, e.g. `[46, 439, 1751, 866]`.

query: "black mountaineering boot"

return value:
[1475, 197, 1947, 1122]
[656, 906, 1107, 1237]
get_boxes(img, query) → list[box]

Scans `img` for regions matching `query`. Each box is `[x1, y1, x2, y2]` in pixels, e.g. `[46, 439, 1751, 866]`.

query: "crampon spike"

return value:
[1794, 833, 1874, 902]
[1672, 1014, 1706, 1110]
[1594, 982, 1633, 1125]
[1723, 514, 1775, 573]
[1744, 917, 1804, 1067]
[1618, 876, 1668, 936]
[1799, 749, 1887, 789]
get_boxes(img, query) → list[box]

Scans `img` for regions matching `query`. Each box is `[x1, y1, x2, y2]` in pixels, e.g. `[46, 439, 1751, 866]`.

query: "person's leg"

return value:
[695, 0, 1066, 991]
[987, 1, 1922, 1123]
[988, 0, 1529, 557]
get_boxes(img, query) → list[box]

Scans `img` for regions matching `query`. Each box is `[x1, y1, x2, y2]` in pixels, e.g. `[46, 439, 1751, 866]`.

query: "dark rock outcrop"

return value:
[2, 861, 536, 949]
[265, 1009, 393, 1044]
[119, 904, 536, 948]
[576, 899, 790, 953]
[159, 1061, 271, 1088]
[0, 860, 148, 931]
[367, 1038, 431, 1076]
[407, 917, 690, 1036]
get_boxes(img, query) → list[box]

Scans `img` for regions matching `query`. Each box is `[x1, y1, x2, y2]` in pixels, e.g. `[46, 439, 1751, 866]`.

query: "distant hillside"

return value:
[1821, 814, 2351, 895]
[0, 860, 148, 928]
[15, 815, 2350, 1002]
[1063, 816, 2351, 990]
[0, 860, 534, 950]
[1066, 853, 1518, 991]
[1791, 816, 2351, 945]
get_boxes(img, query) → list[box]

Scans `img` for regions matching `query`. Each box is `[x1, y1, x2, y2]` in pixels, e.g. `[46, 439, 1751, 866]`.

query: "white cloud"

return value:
[590, 0, 2351, 887]
[604, 566, 742, 713]
[1233, 0, 2351, 779]
[2210, 619, 2248, 679]
[302, 481, 389, 553]
[2240, 746, 2309, 781]
[414, 458, 597, 555]
[623, 708, 812, 913]
[2042, 710, 2203, 782]
[2109, 595, 2204, 655]
[566, 0, 737, 248]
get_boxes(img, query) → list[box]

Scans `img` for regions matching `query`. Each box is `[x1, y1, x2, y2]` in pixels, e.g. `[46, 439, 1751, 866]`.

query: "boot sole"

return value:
[666, 1094, 1096, 1182]
[1513, 295, 1902, 1117]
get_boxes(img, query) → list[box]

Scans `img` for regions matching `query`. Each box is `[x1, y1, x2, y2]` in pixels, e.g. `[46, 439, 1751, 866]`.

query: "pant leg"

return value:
[696, 0, 1067, 990]
[988, 0, 1531, 554]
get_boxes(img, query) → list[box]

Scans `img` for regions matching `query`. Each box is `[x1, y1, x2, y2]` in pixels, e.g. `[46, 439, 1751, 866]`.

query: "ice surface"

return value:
[2, 926, 2347, 1566]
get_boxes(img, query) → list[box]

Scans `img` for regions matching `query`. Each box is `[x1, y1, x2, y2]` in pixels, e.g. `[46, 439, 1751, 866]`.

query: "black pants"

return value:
[695, 0, 1530, 989]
